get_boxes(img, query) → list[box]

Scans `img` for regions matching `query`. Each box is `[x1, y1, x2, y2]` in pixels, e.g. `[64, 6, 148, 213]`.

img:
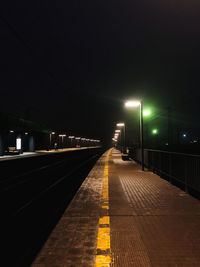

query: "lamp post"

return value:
[59, 134, 66, 149]
[125, 100, 144, 171]
[75, 137, 81, 147]
[115, 129, 121, 151]
[49, 132, 55, 150]
[116, 122, 126, 153]
[68, 136, 75, 147]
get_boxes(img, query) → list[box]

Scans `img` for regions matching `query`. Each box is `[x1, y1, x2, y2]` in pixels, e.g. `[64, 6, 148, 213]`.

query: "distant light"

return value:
[182, 133, 187, 138]
[152, 129, 158, 135]
[9, 130, 14, 133]
[68, 136, 75, 139]
[143, 110, 151, 116]
[116, 123, 125, 127]
[59, 134, 66, 137]
[25, 132, 28, 135]
[75, 137, 81, 140]
[51, 132, 55, 134]
[193, 140, 197, 143]
[125, 100, 140, 108]
[115, 129, 121, 133]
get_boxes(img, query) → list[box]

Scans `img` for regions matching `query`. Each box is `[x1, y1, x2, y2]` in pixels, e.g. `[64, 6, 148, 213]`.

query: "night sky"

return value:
[1, 1, 200, 144]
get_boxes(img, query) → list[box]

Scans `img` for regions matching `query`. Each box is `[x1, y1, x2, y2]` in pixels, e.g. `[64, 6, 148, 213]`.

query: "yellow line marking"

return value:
[95, 149, 112, 267]
[101, 205, 109, 210]
[96, 228, 110, 249]
[99, 216, 110, 225]
[95, 255, 111, 266]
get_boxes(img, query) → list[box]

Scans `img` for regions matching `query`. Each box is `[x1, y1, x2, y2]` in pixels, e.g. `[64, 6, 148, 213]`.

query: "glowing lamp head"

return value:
[116, 123, 125, 127]
[115, 129, 121, 133]
[125, 100, 140, 108]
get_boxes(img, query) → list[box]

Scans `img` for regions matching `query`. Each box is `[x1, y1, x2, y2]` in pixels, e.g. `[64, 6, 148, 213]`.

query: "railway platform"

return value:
[0, 147, 98, 161]
[32, 148, 200, 267]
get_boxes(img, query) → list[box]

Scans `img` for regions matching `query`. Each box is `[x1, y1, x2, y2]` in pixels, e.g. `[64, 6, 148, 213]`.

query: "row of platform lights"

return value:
[113, 100, 163, 170]
[112, 100, 163, 170]
[50, 132, 100, 148]
[9, 130, 100, 151]
[112, 100, 145, 170]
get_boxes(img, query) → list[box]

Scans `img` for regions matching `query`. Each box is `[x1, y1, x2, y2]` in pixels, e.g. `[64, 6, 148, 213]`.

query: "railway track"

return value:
[1, 147, 103, 267]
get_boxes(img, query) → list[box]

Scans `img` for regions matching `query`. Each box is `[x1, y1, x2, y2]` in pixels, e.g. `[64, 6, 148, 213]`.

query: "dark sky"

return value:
[1, 0, 200, 144]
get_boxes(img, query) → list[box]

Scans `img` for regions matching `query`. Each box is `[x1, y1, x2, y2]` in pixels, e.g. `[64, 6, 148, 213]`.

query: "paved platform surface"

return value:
[32, 149, 200, 266]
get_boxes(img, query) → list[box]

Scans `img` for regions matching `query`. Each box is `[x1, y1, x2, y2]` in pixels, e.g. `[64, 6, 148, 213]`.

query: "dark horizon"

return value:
[1, 1, 200, 146]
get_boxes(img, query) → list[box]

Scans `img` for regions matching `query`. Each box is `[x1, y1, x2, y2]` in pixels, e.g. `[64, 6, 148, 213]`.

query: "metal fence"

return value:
[129, 148, 200, 196]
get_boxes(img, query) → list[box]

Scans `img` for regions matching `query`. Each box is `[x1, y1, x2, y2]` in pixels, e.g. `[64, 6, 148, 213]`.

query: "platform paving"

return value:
[32, 149, 200, 266]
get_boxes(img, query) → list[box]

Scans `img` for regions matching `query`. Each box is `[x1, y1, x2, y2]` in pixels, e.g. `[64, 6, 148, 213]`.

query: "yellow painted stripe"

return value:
[95, 255, 111, 266]
[95, 150, 112, 267]
[96, 228, 110, 249]
[99, 216, 110, 225]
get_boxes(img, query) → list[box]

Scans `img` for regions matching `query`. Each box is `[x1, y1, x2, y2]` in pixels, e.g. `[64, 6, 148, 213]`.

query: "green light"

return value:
[143, 109, 151, 116]
[152, 129, 158, 135]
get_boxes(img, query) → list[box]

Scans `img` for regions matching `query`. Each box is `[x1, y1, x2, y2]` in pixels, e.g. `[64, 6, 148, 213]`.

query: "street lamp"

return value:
[125, 100, 144, 171]
[59, 134, 66, 149]
[115, 129, 122, 150]
[49, 132, 55, 150]
[75, 137, 81, 147]
[116, 122, 126, 152]
[68, 136, 75, 147]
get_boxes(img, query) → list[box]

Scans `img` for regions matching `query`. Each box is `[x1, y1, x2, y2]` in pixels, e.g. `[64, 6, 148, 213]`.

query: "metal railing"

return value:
[129, 148, 200, 195]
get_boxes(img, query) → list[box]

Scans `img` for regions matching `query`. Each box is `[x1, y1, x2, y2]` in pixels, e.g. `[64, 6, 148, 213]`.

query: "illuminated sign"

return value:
[16, 138, 21, 150]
